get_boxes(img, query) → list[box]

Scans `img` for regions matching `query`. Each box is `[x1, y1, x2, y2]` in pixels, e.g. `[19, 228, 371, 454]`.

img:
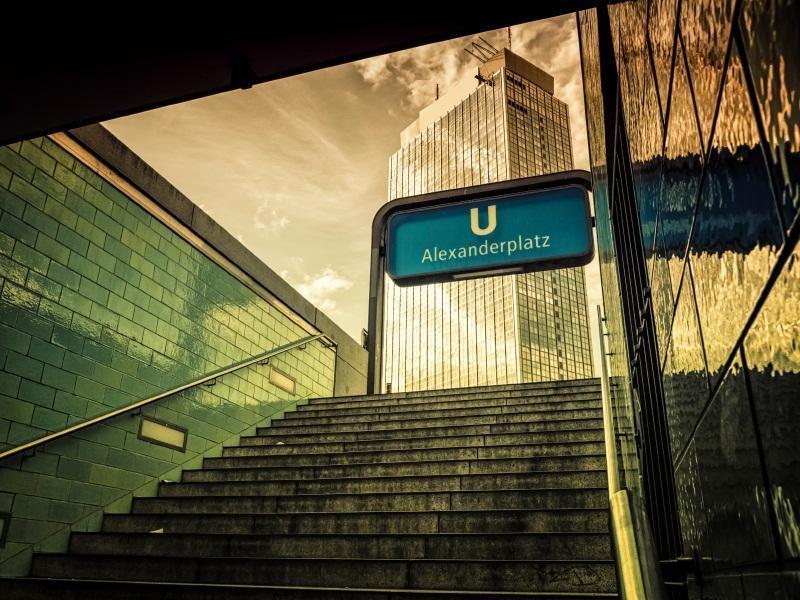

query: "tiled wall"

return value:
[579, 0, 799, 596]
[0, 136, 337, 574]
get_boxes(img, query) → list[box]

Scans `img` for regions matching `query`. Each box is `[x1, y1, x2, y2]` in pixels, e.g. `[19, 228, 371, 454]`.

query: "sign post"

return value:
[366, 170, 593, 393]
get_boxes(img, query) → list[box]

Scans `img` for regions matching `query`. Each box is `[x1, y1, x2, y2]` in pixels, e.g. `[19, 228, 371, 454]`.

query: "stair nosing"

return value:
[297, 390, 602, 413]
[162, 468, 608, 492]
[8, 578, 619, 598]
[264, 411, 603, 434]
[237, 425, 605, 445]
[190, 453, 607, 476]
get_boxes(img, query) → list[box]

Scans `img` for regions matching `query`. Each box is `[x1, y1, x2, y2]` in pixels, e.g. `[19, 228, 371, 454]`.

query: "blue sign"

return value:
[386, 185, 593, 285]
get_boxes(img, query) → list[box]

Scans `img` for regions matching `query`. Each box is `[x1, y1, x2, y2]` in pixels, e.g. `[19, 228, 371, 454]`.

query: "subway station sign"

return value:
[385, 184, 593, 286]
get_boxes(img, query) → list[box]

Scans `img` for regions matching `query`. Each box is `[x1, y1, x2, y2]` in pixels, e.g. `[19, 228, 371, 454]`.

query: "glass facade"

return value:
[383, 53, 593, 392]
[579, 1, 799, 596]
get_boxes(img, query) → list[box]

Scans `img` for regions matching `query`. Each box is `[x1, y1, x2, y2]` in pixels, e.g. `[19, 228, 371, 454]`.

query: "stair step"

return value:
[133, 488, 609, 514]
[5, 578, 619, 600]
[247, 419, 604, 444]
[184, 455, 606, 482]
[69, 532, 612, 560]
[259, 412, 603, 436]
[223, 430, 605, 456]
[103, 508, 610, 535]
[209, 441, 606, 469]
[299, 388, 600, 413]
[294, 390, 602, 419]
[29, 555, 617, 593]
[159, 471, 607, 497]
[277, 403, 601, 428]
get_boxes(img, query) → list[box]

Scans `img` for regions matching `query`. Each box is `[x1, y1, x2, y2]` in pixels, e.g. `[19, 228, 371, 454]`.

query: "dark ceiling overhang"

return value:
[1, 6, 607, 146]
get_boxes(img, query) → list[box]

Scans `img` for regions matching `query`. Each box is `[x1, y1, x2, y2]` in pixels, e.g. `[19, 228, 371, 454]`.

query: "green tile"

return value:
[32, 171, 67, 202]
[53, 164, 86, 195]
[148, 298, 171, 321]
[78, 277, 108, 305]
[1, 282, 39, 312]
[0, 393, 32, 424]
[40, 138, 75, 170]
[90, 302, 119, 329]
[62, 353, 96, 378]
[26, 271, 62, 301]
[104, 236, 131, 263]
[53, 391, 88, 417]
[59, 288, 92, 316]
[74, 376, 106, 402]
[127, 340, 153, 363]
[18, 378, 55, 407]
[107, 293, 134, 320]
[123, 283, 150, 310]
[71, 313, 102, 339]
[0, 322, 30, 353]
[141, 329, 167, 354]
[77, 218, 106, 248]
[67, 252, 98, 280]
[20, 141, 56, 175]
[22, 203, 59, 238]
[100, 328, 128, 353]
[47, 260, 80, 290]
[12, 242, 49, 275]
[78, 440, 109, 464]
[99, 215, 128, 249]
[72, 163, 103, 191]
[0, 212, 37, 247]
[0, 254, 28, 286]
[56, 456, 92, 482]
[84, 185, 114, 216]
[47, 499, 87, 523]
[0, 164, 10, 188]
[132, 306, 157, 332]
[129, 251, 155, 278]
[117, 316, 144, 342]
[35, 474, 71, 500]
[83, 340, 111, 366]
[64, 190, 96, 222]
[51, 325, 83, 353]
[0, 231, 14, 257]
[143, 245, 168, 270]
[7, 422, 45, 449]
[38, 297, 72, 327]
[97, 268, 126, 296]
[41, 365, 75, 393]
[58, 227, 90, 257]
[0, 187, 26, 219]
[28, 337, 65, 367]
[68, 481, 111, 506]
[114, 261, 141, 288]
[0, 146, 36, 181]
[31, 405, 68, 431]
[7, 517, 61, 544]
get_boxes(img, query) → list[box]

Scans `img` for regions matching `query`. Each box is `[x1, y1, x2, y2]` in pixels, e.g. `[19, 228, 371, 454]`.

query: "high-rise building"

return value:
[382, 48, 593, 392]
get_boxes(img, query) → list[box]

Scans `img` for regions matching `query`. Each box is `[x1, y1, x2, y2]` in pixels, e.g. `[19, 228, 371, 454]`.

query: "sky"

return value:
[104, 14, 603, 370]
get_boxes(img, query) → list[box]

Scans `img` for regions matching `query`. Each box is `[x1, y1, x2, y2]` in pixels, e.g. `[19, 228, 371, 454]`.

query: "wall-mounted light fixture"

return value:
[269, 368, 296, 395]
[138, 416, 188, 452]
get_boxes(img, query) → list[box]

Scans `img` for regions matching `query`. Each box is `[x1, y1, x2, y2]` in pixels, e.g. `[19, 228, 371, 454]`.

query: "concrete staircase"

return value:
[7, 379, 618, 599]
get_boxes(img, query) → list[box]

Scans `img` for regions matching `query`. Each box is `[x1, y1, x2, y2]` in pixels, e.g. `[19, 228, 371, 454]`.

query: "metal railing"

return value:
[597, 305, 665, 600]
[0, 333, 333, 462]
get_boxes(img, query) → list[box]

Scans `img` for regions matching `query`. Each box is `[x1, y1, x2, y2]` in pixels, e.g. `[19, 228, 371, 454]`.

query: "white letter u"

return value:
[470, 205, 497, 236]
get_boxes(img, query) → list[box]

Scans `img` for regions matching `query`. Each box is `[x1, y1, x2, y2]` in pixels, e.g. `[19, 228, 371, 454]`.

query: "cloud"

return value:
[253, 198, 290, 233]
[294, 267, 354, 313]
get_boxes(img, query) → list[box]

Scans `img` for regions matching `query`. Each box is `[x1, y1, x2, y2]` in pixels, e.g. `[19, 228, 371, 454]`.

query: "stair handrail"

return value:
[0, 333, 333, 462]
[596, 305, 665, 600]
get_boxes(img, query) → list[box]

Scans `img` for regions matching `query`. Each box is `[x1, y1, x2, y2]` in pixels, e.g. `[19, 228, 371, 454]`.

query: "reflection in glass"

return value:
[740, 0, 800, 225]
[745, 242, 800, 559]
[648, 0, 679, 117]
[662, 265, 709, 461]
[675, 439, 709, 557]
[695, 351, 776, 567]
[690, 46, 784, 381]
[680, 0, 737, 144]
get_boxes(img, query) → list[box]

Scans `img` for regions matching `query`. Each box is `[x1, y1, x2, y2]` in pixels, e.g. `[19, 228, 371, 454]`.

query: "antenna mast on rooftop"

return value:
[463, 36, 499, 63]
[507, 27, 512, 50]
